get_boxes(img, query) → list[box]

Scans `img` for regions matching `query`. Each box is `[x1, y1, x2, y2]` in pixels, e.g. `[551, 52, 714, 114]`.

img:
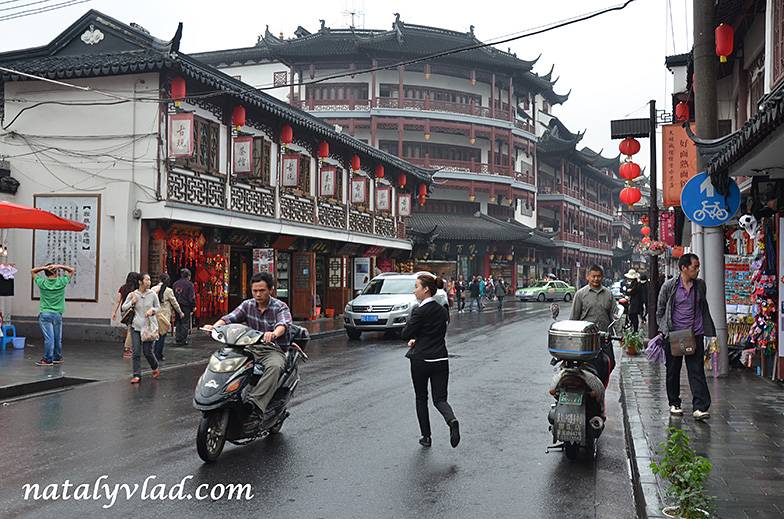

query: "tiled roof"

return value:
[407, 212, 553, 246]
[1, 50, 171, 80]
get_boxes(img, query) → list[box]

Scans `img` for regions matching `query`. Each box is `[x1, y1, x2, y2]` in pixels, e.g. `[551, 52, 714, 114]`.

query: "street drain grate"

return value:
[0, 377, 96, 401]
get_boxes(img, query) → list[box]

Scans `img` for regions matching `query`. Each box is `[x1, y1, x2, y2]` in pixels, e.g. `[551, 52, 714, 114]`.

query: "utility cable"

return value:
[0, 0, 89, 22]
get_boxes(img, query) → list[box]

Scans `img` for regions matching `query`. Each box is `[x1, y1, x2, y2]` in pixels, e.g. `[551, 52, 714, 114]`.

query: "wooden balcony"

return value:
[166, 169, 408, 242]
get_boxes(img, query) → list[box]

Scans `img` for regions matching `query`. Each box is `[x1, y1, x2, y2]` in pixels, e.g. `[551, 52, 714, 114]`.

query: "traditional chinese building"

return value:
[0, 10, 434, 337]
[194, 15, 571, 287]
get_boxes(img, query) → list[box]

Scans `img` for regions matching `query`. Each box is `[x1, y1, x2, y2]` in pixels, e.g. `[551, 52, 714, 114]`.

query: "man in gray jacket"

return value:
[656, 253, 716, 420]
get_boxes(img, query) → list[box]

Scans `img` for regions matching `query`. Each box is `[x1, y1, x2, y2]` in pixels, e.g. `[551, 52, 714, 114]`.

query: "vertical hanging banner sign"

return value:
[169, 113, 194, 158]
[662, 123, 697, 207]
[376, 186, 391, 211]
[398, 193, 412, 216]
[232, 136, 253, 176]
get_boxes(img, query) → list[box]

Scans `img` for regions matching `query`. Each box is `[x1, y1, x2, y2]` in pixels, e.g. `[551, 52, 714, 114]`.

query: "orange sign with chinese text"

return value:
[662, 123, 697, 207]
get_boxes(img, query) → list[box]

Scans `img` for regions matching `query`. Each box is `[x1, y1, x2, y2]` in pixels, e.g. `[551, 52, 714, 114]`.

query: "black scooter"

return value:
[193, 323, 309, 463]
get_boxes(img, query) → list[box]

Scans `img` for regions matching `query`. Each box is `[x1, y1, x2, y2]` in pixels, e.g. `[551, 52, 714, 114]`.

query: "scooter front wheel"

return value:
[197, 409, 229, 463]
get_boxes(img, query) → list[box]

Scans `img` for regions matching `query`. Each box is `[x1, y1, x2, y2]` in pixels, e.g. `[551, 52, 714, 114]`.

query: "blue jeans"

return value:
[154, 332, 167, 360]
[39, 312, 63, 362]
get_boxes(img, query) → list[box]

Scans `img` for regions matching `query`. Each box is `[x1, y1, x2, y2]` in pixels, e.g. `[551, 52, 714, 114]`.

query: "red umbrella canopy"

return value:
[0, 201, 87, 231]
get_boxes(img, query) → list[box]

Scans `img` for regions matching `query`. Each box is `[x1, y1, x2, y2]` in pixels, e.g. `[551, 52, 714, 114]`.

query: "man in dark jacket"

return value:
[656, 253, 715, 421]
[467, 276, 482, 312]
[173, 268, 196, 345]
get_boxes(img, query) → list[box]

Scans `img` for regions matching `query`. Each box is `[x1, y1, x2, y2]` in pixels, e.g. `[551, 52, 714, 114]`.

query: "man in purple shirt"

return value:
[210, 271, 292, 417]
[656, 253, 716, 420]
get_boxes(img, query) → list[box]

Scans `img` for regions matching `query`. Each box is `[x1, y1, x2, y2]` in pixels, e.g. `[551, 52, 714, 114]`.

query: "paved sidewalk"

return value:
[620, 351, 784, 518]
[0, 317, 346, 398]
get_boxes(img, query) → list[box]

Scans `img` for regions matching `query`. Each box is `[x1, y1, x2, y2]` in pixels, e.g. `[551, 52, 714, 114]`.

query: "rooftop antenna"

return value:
[342, 0, 366, 29]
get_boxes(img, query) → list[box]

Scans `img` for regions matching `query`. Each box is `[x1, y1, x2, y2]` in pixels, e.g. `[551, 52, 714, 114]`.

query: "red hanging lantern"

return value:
[351, 154, 361, 171]
[231, 105, 246, 129]
[318, 141, 330, 159]
[280, 124, 293, 145]
[418, 194, 427, 206]
[641, 237, 651, 246]
[375, 164, 385, 179]
[640, 215, 650, 225]
[618, 137, 641, 157]
[171, 77, 186, 107]
[715, 23, 734, 63]
[675, 101, 690, 122]
[619, 161, 641, 181]
[398, 174, 407, 188]
[418, 183, 428, 197]
[641, 226, 651, 236]
[619, 186, 642, 206]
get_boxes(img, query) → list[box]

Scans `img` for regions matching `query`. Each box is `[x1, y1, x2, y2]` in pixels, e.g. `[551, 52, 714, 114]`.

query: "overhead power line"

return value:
[0, 0, 90, 22]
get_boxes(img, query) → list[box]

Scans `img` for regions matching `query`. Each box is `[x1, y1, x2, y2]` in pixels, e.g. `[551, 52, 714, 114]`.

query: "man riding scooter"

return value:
[205, 272, 292, 419]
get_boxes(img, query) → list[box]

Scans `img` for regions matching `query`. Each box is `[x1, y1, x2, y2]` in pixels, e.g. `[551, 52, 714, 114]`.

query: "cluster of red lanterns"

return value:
[639, 215, 650, 246]
[618, 137, 642, 207]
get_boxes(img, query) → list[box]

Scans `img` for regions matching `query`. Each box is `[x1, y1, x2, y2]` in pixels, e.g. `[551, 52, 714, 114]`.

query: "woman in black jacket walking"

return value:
[401, 274, 460, 448]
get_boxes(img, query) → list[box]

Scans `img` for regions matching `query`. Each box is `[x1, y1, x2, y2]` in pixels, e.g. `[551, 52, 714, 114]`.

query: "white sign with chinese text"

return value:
[33, 194, 101, 301]
[376, 187, 391, 211]
[398, 193, 412, 216]
[320, 168, 337, 197]
[168, 113, 193, 158]
[282, 156, 299, 187]
[233, 137, 253, 175]
[351, 178, 366, 204]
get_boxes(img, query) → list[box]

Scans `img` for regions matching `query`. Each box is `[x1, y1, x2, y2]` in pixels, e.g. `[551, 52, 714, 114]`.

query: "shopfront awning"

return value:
[0, 201, 86, 231]
[272, 235, 298, 250]
[337, 243, 362, 256]
[363, 246, 385, 257]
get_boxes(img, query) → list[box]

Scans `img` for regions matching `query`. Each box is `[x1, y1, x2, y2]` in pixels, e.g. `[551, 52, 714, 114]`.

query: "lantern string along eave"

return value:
[617, 137, 642, 208]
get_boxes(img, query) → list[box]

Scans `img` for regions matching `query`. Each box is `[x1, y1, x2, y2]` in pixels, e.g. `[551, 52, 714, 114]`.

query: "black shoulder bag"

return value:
[669, 285, 697, 357]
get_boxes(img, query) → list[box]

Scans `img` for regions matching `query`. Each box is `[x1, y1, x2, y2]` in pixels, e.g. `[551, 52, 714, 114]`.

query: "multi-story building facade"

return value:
[195, 16, 573, 286]
[0, 10, 434, 336]
[536, 117, 622, 284]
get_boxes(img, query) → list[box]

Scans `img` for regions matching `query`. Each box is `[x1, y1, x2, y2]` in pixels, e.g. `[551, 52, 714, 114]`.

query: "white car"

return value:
[343, 272, 449, 339]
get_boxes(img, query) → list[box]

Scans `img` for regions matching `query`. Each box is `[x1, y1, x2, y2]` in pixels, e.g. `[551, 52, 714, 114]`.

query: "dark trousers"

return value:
[410, 359, 456, 437]
[456, 292, 465, 311]
[175, 309, 191, 345]
[629, 313, 639, 333]
[664, 334, 711, 411]
[131, 329, 159, 376]
[154, 332, 167, 360]
[497, 296, 504, 310]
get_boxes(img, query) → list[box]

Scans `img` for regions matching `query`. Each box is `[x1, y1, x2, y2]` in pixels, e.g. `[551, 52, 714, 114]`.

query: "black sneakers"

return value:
[418, 436, 432, 447]
[35, 358, 53, 366]
[449, 419, 460, 448]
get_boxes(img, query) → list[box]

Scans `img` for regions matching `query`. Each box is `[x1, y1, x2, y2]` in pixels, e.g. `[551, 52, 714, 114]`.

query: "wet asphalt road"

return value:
[0, 303, 635, 518]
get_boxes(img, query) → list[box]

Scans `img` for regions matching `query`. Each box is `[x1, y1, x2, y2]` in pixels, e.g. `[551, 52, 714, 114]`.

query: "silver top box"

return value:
[548, 320, 600, 361]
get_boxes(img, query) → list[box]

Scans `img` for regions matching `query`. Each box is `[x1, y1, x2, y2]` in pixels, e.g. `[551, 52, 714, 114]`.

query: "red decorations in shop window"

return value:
[715, 23, 734, 63]
[618, 137, 641, 157]
[675, 101, 690, 122]
[318, 141, 330, 159]
[170, 76, 186, 107]
[619, 187, 642, 207]
[152, 228, 167, 241]
[280, 124, 293, 146]
[641, 226, 651, 236]
[640, 215, 650, 225]
[619, 161, 641, 181]
[641, 237, 651, 246]
[351, 154, 361, 172]
[375, 164, 385, 179]
[231, 105, 246, 129]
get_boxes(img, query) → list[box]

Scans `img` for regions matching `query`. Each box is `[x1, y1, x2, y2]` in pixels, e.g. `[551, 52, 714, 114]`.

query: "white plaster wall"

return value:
[1, 73, 160, 320]
[217, 62, 295, 102]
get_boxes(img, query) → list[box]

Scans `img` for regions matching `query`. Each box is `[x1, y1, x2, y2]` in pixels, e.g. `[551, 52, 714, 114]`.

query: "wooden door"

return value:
[291, 252, 316, 320]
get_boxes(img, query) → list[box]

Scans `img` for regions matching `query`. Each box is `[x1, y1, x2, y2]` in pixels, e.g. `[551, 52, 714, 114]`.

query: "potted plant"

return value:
[623, 331, 644, 355]
[650, 427, 714, 518]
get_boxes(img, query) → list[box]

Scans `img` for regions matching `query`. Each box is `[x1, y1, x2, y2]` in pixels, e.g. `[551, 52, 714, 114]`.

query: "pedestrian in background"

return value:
[122, 273, 161, 384]
[152, 273, 184, 361]
[31, 263, 75, 366]
[639, 273, 649, 325]
[173, 268, 196, 346]
[495, 276, 507, 310]
[656, 253, 715, 420]
[624, 269, 643, 333]
[455, 275, 466, 312]
[467, 276, 482, 312]
[402, 274, 460, 448]
[112, 271, 141, 359]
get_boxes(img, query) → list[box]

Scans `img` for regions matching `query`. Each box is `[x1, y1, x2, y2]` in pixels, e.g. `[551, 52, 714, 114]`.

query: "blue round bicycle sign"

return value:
[681, 171, 741, 227]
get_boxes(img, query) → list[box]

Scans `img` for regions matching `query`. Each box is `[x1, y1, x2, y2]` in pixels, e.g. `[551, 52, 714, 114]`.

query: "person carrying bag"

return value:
[121, 273, 161, 384]
[656, 253, 715, 421]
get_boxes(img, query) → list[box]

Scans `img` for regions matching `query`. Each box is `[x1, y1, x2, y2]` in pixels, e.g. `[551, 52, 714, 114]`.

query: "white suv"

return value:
[343, 272, 449, 339]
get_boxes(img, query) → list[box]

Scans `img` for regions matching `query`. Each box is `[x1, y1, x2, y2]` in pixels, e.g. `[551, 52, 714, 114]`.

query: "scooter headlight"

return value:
[234, 334, 258, 346]
[208, 355, 246, 373]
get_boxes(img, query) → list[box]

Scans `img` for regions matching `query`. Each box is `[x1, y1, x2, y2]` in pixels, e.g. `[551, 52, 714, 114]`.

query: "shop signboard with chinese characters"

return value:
[662, 123, 697, 207]
[398, 194, 412, 216]
[232, 136, 253, 176]
[32, 194, 101, 301]
[659, 211, 676, 246]
[376, 187, 391, 212]
[169, 113, 194, 158]
[282, 155, 300, 187]
[350, 178, 367, 204]
[319, 167, 337, 197]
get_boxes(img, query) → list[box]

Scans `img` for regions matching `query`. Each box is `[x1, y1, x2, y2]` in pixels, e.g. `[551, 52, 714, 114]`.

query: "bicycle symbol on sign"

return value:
[692, 200, 729, 222]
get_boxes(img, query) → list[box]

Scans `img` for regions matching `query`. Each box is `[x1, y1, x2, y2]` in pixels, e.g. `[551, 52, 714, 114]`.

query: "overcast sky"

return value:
[2, 0, 692, 175]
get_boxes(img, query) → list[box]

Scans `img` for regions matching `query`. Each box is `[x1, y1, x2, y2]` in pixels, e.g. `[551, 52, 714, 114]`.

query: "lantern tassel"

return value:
[720, 55, 727, 63]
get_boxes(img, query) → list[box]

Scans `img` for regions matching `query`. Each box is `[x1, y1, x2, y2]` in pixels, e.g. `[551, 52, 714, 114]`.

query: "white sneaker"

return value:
[693, 410, 710, 421]
[669, 405, 684, 416]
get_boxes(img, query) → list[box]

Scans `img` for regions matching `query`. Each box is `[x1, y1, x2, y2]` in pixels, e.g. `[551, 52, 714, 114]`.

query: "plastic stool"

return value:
[1, 324, 16, 350]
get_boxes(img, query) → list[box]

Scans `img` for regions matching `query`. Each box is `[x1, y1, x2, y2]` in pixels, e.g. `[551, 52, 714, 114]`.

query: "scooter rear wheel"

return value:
[564, 442, 580, 461]
[197, 409, 229, 463]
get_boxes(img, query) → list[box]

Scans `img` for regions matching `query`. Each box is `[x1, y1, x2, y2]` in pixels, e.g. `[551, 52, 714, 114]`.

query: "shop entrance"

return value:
[291, 252, 316, 320]
[315, 255, 326, 318]
[229, 248, 252, 310]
